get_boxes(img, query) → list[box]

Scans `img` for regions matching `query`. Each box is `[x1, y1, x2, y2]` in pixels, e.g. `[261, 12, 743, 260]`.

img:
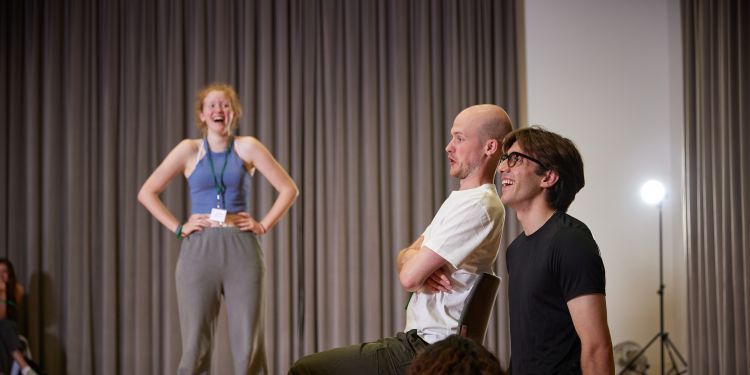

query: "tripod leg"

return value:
[663, 334, 688, 366]
[666, 348, 679, 375]
[617, 333, 660, 375]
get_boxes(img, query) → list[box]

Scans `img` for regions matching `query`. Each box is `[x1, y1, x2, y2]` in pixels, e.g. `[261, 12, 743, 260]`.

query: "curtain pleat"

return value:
[683, 0, 750, 373]
[1, 0, 519, 373]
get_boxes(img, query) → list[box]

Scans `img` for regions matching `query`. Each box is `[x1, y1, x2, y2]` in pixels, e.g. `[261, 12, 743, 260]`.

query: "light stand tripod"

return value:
[618, 201, 687, 375]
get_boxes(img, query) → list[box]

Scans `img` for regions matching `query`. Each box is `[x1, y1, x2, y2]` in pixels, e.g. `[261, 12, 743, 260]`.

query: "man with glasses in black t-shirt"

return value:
[497, 126, 614, 374]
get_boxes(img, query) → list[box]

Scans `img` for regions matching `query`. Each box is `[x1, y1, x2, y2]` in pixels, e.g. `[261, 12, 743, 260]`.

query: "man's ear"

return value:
[485, 139, 499, 155]
[540, 169, 559, 188]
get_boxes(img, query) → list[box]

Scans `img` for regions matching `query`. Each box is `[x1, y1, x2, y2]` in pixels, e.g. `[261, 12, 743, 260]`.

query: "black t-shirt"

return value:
[507, 211, 605, 374]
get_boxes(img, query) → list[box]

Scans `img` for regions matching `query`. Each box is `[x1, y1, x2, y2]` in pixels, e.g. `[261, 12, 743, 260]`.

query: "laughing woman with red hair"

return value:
[139, 84, 298, 374]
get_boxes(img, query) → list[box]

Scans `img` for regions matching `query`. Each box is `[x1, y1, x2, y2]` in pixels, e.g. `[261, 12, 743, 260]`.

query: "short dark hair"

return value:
[502, 126, 585, 212]
[407, 335, 503, 375]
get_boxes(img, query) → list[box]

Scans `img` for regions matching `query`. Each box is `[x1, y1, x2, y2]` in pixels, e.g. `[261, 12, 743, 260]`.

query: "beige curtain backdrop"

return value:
[682, 0, 750, 373]
[0, 0, 520, 374]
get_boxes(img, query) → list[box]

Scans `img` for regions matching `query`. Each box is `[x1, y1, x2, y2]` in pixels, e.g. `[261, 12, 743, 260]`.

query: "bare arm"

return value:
[0, 282, 22, 319]
[396, 237, 423, 274]
[137, 140, 210, 236]
[15, 284, 23, 303]
[235, 136, 298, 232]
[396, 236, 451, 292]
[0, 282, 5, 319]
[568, 294, 614, 375]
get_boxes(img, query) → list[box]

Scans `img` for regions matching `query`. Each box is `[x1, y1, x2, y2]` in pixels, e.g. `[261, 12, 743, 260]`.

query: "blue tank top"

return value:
[188, 138, 251, 214]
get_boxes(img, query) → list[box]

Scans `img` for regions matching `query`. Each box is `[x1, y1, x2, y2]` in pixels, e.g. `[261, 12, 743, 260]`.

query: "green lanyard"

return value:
[206, 137, 234, 209]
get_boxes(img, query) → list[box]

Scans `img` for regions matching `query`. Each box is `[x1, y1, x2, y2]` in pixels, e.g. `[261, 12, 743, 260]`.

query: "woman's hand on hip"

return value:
[235, 212, 267, 235]
[182, 214, 211, 237]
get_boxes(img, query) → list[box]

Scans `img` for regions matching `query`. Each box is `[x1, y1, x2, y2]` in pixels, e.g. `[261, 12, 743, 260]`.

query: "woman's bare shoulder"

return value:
[170, 138, 203, 159]
[180, 138, 203, 151]
[234, 136, 264, 158]
[234, 135, 261, 148]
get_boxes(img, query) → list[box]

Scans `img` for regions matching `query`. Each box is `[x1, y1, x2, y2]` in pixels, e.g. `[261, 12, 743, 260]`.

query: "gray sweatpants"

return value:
[176, 227, 266, 375]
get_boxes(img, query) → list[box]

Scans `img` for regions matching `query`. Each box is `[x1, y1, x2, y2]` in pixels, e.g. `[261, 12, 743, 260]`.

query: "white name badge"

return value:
[210, 208, 227, 223]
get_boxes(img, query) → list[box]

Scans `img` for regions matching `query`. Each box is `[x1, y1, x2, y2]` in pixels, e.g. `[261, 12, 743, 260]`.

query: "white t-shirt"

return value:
[404, 183, 505, 344]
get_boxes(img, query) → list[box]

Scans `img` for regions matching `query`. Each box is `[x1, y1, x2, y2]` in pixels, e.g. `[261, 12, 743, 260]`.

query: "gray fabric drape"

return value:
[682, 0, 750, 373]
[1, 0, 519, 373]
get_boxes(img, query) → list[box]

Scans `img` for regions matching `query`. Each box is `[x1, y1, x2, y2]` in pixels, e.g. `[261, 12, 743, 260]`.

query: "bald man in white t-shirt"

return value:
[289, 105, 512, 375]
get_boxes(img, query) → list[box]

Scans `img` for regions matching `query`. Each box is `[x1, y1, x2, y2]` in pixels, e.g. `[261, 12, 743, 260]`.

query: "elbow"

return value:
[399, 271, 421, 292]
[593, 339, 613, 356]
[291, 185, 300, 201]
[137, 186, 151, 206]
[282, 183, 300, 203]
[582, 341, 612, 357]
[581, 342, 614, 373]
[290, 183, 300, 200]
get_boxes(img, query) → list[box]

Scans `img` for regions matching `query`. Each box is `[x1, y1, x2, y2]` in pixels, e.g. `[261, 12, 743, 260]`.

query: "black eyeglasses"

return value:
[500, 152, 547, 169]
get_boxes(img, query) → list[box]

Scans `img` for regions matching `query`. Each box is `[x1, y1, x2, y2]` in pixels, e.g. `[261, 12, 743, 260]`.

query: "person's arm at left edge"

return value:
[396, 236, 451, 292]
[568, 293, 614, 375]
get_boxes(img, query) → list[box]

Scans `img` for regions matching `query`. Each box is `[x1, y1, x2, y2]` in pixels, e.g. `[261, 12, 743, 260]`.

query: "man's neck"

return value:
[458, 165, 495, 190]
[515, 200, 557, 235]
